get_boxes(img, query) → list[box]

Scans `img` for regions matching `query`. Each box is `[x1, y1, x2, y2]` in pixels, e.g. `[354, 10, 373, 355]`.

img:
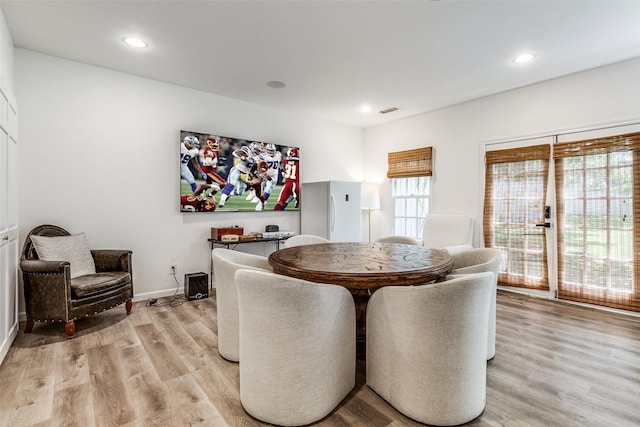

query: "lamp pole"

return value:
[368, 207, 373, 243]
[362, 182, 380, 243]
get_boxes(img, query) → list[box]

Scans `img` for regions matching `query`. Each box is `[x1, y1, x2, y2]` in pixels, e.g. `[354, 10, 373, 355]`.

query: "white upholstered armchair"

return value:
[374, 236, 420, 245]
[378, 213, 474, 254]
[211, 248, 272, 362]
[366, 272, 494, 426]
[282, 234, 330, 248]
[420, 213, 474, 253]
[235, 269, 355, 426]
[448, 248, 502, 360]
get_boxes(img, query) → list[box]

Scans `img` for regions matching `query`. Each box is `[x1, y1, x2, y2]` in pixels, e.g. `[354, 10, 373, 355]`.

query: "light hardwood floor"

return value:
[1, 290, 639, 427]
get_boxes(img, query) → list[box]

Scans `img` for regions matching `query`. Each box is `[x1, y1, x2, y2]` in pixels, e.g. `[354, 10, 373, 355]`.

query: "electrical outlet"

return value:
[170, 264, 177, 275]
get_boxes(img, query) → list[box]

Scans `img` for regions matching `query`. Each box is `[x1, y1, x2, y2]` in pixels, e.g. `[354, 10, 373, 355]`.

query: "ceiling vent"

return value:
[378, 107, 399, 114]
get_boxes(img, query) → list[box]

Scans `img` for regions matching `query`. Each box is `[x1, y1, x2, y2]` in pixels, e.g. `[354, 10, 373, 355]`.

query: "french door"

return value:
[484, 141, 552, 291]
[484, 127, 640, 312]
[553, 130, 640, 311]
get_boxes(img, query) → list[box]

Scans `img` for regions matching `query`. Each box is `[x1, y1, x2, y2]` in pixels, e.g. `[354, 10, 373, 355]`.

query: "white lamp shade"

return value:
[362, 182, 381, 210]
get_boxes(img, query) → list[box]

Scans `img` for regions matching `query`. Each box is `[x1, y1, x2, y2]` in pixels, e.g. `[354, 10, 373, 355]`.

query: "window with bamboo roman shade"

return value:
[484, 144, 551, 290]
[388, 147, 432, 237]
[387, 147, 432, 178]
[553, 131, 640, 312]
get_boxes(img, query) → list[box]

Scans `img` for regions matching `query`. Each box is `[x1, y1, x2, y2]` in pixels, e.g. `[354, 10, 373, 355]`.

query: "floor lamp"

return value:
[361, 183, 381, 243]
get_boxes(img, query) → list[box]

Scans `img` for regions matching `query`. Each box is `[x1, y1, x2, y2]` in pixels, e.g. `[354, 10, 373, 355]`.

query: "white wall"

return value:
[13, 44, 640, 307]
[15, 49, 364, 303]
[364, 57, 640, 244]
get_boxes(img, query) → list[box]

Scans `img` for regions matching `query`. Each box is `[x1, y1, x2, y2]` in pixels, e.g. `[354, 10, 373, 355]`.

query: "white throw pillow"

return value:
[30, 233, 96, 279]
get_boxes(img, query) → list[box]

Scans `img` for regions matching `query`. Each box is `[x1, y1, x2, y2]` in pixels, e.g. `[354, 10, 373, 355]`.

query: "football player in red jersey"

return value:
[180, 183, 217, 212]
[199, 137, 225, 191]
[274, 147, 300, 211]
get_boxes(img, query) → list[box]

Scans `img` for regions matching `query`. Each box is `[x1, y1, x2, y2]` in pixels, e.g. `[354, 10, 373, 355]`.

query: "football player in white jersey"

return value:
[218, 145, 255, 207]
[258, 143, 282, 207]
[245, 142, 281, 207]
[243, 141, 263, 201]
[180, 135, 206, 192]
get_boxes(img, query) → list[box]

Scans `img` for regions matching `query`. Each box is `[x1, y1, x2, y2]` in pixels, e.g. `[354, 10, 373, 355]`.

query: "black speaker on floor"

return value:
[184, 272, 209, 301]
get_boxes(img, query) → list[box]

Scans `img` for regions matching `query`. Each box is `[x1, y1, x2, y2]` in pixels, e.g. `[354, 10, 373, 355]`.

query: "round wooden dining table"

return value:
[268, 242, 454, 359]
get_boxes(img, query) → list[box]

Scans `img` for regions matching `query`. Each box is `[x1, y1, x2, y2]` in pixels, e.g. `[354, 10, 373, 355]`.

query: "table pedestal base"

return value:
[351, 289, 371, 360]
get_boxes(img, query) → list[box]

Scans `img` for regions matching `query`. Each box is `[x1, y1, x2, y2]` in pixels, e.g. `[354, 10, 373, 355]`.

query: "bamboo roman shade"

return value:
[485, 144, 551, 165]
[387, 147, 432, 178]
[553, 131, 640, 312]
[553, 132, 640, 159]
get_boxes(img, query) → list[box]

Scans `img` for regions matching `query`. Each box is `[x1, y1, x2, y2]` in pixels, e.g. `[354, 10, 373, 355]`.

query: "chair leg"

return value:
[126, 299, 132, 315]
[24, 319, 34, 333]
[65, 321, 75, 339]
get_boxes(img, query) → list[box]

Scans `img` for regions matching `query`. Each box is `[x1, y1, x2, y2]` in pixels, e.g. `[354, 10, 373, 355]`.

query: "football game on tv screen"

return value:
[179, 130, 300, 213]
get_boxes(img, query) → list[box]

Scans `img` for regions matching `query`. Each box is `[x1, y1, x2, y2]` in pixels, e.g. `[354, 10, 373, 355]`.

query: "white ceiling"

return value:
[2, 0, 640, 128]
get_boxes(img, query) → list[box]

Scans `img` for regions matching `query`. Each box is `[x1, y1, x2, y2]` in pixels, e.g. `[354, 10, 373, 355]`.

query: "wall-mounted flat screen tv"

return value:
[180, 130, 300, 213]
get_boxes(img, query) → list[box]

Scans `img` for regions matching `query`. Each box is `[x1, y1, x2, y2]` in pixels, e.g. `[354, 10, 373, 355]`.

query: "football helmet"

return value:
[206, 137, 219, 150]
[256, 159, 269, 174]
[183, 135, 199, 148]
[249, 141, 263, 156]
[202, 197, 216, 212]
[233, 146, 252, 159]
[287, 147, 299, 159]
[265, 143, 276, 156]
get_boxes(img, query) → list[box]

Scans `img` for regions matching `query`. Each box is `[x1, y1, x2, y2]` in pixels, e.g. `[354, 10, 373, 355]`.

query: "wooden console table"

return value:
[268, 242, 453, 359]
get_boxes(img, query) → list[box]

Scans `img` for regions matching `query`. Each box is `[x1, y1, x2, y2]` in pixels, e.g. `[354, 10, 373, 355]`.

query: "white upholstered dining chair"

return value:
[235, 269, 355, 426]
[448, 248, 502, 360]
[377, 213, 474, 254]
[420, 213, 474, 253]
[211, 248, 271, 362]
[366, 272, 494, 426]
[282, 234, 330, 248]
[374, 235, 419, 245]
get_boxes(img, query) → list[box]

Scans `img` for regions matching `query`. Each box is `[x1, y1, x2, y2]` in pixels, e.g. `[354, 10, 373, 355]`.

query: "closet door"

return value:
[0, 81, 19, 364]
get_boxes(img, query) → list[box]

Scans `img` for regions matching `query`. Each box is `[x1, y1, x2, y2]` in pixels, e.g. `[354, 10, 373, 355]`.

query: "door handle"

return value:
[535, 222, 551, 228]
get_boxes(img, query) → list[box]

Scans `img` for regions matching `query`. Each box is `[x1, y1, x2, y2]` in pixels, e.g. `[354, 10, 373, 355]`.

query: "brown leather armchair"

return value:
[20, 224, 133, 338]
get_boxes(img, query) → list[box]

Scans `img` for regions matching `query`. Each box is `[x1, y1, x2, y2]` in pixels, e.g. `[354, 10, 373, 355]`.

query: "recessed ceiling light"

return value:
[266, 80, 286, 89]
[513, 53, 535, 63]
[123, 37, 148, 48]
[360, 105, 372, 113]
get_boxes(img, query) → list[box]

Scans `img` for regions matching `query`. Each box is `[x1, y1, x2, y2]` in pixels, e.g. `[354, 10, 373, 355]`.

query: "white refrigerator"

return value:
[301, 181, 362, 242]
